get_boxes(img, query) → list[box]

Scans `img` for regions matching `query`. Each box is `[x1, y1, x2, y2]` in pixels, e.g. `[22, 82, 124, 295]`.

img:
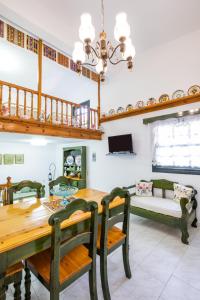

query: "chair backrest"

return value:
[48, 198, 98, 290]
[149, 179, 196, 199]
[49, 176, 70, 195]
[7, 180, 45, 204]
[100, 187, 131, 251]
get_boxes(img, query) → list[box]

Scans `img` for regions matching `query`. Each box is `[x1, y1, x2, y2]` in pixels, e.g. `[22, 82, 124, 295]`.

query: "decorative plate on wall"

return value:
[136, 101, 144, 108]
[172, 90, 185, 99]
[108, 109, 115, 115]
[159, 94, 170, 103]
[188, 85, 200, 96]
[147, 98, 156, 105]
[75, 155, 81, 167]
[66, 155, 74, 166]
[117, 106, 124, 114]
[126, 104, 133, 111]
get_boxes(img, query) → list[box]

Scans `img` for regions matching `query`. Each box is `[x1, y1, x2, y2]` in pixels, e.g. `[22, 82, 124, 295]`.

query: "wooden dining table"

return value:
[0, 188, 124, 299]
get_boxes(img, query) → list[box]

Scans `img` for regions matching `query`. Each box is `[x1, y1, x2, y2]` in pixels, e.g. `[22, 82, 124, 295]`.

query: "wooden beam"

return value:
[100, 93, 200, 123]
[97, 77, 101, 127]
[0, 117, 102, 140]
[37, 39, 43, 119]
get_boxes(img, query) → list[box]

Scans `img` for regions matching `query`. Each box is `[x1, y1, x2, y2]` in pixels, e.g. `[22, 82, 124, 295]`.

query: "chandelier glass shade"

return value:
[72, 0, 135, 82]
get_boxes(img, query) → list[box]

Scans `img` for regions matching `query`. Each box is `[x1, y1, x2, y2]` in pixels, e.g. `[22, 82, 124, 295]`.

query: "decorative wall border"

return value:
[0, 19, 99, 83]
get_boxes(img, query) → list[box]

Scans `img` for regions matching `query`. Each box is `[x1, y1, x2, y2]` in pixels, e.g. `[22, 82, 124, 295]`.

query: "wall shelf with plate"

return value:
[100, 93, 200, 123]
[63, 146, 86, 189]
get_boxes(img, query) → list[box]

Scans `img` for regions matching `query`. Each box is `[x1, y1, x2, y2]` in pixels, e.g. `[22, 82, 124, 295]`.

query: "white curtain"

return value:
[152, 115, 200, 168]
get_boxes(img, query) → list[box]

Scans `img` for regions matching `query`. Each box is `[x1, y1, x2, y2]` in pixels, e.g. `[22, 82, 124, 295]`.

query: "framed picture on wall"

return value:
[15, 154, 24, 164]
[3, 154, 15, 165]
[0, 154, 2, 165]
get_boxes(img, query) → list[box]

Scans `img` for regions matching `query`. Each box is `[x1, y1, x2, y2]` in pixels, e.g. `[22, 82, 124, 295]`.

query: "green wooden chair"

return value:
[97, 187, 131, 300]
[1, 261, 23, 299]
[7, 180, 45, 204]
[49, 176, 70, 196]
[26, 198, 99, 300]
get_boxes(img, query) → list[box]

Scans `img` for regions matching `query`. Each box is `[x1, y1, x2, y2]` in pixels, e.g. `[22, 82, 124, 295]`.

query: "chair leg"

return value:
[50, 288, 59, 300]
[100, 252, 111, 300]
[89, 263, 98, 300]
[14, 277, 21, 300]
[191, 217, 198, 228]
[181, 221, 189, 245]
[122, 241, 132, 279]
[24, 262, 31, 300]
[0, 278, 6, 300]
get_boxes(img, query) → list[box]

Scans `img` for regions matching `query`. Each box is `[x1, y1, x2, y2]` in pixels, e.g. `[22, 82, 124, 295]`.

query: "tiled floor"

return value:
[7, 215, 200, 299]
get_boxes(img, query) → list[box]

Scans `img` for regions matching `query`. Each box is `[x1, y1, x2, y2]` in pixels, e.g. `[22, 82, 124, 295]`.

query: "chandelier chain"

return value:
[101, 0, 105, 31]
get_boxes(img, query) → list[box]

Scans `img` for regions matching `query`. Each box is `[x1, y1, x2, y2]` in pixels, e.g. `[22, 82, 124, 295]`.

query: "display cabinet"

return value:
[63, 146, 86, 189]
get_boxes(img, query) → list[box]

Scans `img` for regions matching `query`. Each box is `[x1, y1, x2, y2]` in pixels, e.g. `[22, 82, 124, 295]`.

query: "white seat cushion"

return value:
[131, 196, 183, 218]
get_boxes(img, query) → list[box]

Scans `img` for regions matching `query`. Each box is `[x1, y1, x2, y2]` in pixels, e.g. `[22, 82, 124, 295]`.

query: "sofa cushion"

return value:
[173, 183, 193, 202]
[135, 182, 153, 197]
[131, 196, 191, 218]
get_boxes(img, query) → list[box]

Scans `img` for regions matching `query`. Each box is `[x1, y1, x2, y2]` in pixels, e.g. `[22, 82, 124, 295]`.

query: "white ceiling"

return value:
[0, 0, 200, 55]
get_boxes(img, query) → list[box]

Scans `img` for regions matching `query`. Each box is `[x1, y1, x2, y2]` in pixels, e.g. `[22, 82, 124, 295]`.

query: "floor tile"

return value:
[159, 275, 200, 300]
[9, 216, 199, 300]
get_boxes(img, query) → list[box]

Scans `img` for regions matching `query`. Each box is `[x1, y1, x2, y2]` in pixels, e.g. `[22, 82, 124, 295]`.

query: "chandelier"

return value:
[72, 0, 135, 82]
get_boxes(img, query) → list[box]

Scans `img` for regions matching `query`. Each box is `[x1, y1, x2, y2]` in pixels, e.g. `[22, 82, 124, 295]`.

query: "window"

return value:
[152, 115, 200, 175]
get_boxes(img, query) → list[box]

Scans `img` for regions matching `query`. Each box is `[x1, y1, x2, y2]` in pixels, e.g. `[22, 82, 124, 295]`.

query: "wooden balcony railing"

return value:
[0, 80, 98, 131]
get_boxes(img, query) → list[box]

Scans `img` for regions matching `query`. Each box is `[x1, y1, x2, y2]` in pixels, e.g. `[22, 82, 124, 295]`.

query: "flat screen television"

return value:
[108, 134, 133, 154]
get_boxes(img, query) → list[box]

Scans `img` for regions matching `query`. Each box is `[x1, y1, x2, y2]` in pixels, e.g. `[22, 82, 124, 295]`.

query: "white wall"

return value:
[0, 142, 57, 193]
[101, 29, 200, 113]
[55, 29, 200, 218]
[0, 39, 98, 108]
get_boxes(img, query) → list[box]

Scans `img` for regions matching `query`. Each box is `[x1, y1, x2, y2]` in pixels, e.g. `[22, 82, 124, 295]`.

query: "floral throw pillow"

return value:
[135, 182, 153, 197]
[173, 183, 193, 202]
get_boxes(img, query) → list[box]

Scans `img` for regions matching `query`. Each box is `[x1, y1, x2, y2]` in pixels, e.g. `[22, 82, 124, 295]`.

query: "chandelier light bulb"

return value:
[79, 13, 95, 42]
[114, 12, 130, 42]
[72, 41, 85, 63]
[124, 38, 136, 59]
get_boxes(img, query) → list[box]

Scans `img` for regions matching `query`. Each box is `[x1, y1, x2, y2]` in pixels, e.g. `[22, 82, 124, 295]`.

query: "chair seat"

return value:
[27, 245, 92, 284]
[6, 262, 23, 278]
[97, 225, 126, 250]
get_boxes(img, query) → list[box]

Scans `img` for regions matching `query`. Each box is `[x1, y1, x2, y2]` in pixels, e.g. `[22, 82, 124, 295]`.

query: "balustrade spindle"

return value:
[16, 89, 19, 118]
[70, 104, 73, 127]
[66, 103, 68, 125]
[0, 84, 2, 115]
[31, 93, 33, 119]
[50, 99, 53, 123]
[61, 100, 63, 124]
[56, 99, 58, 122]
[8, 87, 11, 116]
[24, 91, 27, 116]
[94, 110, 96, 130]
[44, 96, 47, 122]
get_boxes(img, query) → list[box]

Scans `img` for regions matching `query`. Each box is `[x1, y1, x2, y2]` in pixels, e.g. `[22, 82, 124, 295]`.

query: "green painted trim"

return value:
[143, 109, 200, 124]
[152, 165, 200, 175]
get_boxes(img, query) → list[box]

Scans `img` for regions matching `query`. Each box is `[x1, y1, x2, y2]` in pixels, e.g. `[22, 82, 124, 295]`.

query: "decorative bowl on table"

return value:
[50, 186, 78, 206]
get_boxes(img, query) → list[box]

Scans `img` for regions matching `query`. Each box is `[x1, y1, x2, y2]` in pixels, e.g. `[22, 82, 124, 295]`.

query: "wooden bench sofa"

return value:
[124, 179, 198, 244]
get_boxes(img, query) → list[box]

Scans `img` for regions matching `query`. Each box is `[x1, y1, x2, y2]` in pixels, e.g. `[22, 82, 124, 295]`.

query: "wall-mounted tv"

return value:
[108, 134, 133, 154]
